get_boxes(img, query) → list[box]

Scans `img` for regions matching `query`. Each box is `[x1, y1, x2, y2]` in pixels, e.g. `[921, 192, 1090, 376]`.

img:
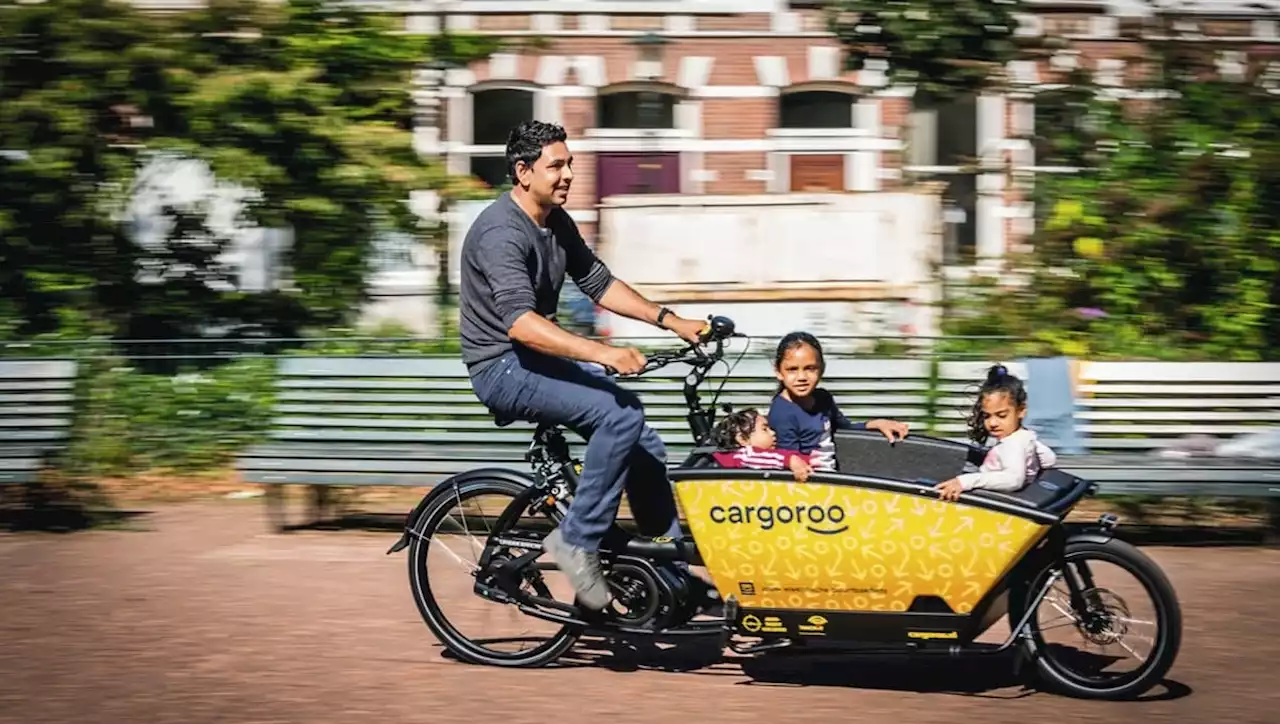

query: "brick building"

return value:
[410, 0, 1280, 263]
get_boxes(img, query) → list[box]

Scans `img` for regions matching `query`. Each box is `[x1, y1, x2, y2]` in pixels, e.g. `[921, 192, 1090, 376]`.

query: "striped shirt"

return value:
[711, 446, 810, 471]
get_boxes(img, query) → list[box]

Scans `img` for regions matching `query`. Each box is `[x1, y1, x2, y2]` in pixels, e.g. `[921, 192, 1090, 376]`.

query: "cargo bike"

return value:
[388, 317, 1181, 700]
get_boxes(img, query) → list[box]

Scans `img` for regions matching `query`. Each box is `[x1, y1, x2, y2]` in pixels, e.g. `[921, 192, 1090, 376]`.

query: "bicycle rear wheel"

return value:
[406, 476, 579, 667]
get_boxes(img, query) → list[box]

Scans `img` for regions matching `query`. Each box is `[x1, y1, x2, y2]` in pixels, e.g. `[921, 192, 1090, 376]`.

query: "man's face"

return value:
[515, 141, 573, 207]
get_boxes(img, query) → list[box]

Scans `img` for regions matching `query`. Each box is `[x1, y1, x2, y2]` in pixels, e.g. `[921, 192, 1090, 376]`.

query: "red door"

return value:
[597, 152, 681, 201]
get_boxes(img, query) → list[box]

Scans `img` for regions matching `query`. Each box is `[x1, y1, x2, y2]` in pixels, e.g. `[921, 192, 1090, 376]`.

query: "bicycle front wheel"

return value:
[1016, 537, 1182, 700]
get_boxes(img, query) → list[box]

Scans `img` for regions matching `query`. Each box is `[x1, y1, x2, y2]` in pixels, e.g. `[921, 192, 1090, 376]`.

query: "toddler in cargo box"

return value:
[710, 408, 814, 482]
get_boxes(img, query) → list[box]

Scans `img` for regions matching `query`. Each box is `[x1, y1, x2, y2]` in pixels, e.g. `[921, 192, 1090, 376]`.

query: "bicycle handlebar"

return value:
[599, 315, 740, 378]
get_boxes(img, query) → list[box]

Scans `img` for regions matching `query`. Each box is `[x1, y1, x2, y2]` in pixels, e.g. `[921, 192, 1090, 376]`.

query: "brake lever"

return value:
[601, 340, 716, 379]
[606, 353, 668, 379]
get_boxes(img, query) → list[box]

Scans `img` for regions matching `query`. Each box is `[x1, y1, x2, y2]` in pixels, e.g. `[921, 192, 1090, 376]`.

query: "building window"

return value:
[905, 94, 979, 262]
[470, 88, 534, 188]
[773, 89, 861, 192]
[593, 87, 682, 197]
[469, 156, 510, 190]
[788, 154, 845, 192]
[597, 91, 677, 129]
[778, 90, 853, 128]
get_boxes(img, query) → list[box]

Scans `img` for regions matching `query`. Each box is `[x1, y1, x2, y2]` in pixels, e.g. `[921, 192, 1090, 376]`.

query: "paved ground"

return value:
[1, 500, 1277, 724]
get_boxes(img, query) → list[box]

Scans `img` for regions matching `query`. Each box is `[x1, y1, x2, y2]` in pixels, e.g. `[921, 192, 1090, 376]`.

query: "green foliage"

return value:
[840, 2, 1280, 361]
[65, 356, 277, 475]
[1, 0, 500, 341]
[296, 321, 462, 355]
[828, 0, 1025, 103]
[47, 322, 470, 475]
[162, 0, 488, 330]
[0, 0, 180, 336]
[944, 51, 1280, 361]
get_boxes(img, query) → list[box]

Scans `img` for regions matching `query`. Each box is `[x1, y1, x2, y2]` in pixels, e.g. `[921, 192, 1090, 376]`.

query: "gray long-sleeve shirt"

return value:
[458, 191, 615, 369]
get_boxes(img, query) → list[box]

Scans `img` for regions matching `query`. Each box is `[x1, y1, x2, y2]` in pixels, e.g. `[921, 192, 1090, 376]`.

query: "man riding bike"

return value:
[458, 120, 709, 611]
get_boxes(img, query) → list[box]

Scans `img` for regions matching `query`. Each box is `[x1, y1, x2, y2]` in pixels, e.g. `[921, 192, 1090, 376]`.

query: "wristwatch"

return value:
[656, 306, 673, 329]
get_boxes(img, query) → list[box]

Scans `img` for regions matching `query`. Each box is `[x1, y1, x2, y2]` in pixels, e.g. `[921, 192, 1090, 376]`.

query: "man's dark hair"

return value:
[505, 120, 568, 181]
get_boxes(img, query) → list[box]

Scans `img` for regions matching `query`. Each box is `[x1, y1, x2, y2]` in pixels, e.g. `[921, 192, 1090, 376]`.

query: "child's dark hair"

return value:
[773, 331, 825, 393]
[713, 408, 760, 450]
[966, 364, 1029, 445]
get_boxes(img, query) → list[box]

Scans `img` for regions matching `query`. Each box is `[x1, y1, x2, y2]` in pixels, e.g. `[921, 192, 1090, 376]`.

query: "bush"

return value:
[63, 356, 276, 476]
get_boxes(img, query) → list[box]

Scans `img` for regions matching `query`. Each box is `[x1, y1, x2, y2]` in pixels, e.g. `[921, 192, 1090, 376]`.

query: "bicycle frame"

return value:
[522, 319, 742, 495]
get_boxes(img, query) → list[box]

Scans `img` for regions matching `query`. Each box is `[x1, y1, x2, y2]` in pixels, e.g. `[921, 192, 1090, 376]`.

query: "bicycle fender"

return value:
[1062, 513, 1122, 547]
[385, 467, 539, 555]
[1062, 529, 1117, 547]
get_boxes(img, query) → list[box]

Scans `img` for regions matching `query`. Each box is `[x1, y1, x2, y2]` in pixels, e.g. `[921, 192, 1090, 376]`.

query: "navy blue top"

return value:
[768, 389, 866, 471]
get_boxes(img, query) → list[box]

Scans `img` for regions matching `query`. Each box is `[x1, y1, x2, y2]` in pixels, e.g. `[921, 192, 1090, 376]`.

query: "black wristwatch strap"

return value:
[656, 306, 672, 329]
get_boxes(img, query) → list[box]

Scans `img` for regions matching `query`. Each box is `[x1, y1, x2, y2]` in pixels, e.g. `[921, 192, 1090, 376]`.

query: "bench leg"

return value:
[310, 485, 335, 526]
[261, 485, 340, 533]
[263, 484, 288, 533]
[1267, 499, 1280, 548]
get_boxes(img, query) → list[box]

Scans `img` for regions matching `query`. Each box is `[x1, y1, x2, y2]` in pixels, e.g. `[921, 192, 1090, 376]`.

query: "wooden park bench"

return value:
[234, 354, 934, 530]
[236, 354, 1280, 531]
[1062, 361, 1280, 501]
[0, 359, 79, 486]
[934, 359, 1280, 499]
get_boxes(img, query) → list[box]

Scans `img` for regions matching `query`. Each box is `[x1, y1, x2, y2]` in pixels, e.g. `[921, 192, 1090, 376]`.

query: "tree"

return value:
[0, 0, 186, 337]
[1, 0, 502, 340]
[942, 6, 1280, 361]
[158, 0, 500, 333]
[826, 1, 1280, 360]
[828, 0, 1027, 105]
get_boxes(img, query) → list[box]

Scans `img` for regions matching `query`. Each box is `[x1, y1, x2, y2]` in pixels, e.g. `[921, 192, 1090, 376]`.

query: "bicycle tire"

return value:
[407, 476, 579, 667]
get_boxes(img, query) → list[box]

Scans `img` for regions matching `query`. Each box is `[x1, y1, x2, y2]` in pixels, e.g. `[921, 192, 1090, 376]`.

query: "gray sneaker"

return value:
[542, 527, 613, 611]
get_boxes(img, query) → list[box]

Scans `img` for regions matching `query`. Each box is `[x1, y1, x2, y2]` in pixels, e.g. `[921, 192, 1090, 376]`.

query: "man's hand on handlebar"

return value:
[596, 315, 739, 377]
[665, 315, 710, 346]
[598, 345, 647, 376]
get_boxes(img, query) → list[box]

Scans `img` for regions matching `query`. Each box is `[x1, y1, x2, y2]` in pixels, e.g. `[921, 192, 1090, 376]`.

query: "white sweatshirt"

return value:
[956, 428, 1058, 493]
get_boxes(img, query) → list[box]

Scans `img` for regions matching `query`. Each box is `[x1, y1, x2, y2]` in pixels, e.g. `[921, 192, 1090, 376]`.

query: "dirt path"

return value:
[0, 500, 1276, 724]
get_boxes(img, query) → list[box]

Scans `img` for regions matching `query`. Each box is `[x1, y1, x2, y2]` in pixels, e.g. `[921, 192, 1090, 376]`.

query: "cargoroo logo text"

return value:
[708, 503, 848, 535]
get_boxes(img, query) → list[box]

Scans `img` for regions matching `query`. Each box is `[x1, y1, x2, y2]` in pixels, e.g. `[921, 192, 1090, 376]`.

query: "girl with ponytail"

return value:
[933, 364, 1058, 501]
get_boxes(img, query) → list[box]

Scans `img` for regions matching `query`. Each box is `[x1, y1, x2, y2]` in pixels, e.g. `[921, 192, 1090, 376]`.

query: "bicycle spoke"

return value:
[410, 479, 577, 665]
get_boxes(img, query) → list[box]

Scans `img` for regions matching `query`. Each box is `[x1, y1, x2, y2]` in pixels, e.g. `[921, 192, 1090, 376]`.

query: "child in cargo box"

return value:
[767, 331, 911, 472]
[933, 364, 1059, 501]
[710, 408, 813, 482]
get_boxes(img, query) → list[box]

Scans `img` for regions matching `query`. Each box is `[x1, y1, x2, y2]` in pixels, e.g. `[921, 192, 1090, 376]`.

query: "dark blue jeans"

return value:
[468, 347, 682, 551]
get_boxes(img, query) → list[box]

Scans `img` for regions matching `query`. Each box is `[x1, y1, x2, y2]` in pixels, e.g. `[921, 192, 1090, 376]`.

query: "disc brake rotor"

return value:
[1077, 587, 1131, 646]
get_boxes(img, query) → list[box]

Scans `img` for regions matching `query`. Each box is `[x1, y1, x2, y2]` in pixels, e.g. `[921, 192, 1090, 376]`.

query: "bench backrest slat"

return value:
[1080, 361, 1280, 383]
[0, 361, 79, 459]
[1076, 361, 1280, 452]
[0, 360, 78, 381]
[275, 356, 931, 381]
[267, 356, 937, 439]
